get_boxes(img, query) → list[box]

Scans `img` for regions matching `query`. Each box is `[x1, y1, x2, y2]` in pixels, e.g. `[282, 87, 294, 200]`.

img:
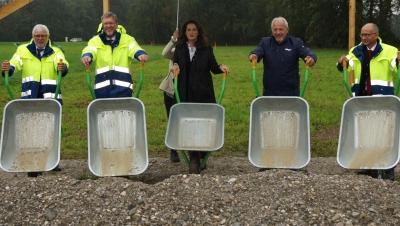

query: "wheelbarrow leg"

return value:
[189, 151, 201, 174]
[178, 150, 190, 165]
[200, 152, 211, 170]
[377, 170, 384, 179]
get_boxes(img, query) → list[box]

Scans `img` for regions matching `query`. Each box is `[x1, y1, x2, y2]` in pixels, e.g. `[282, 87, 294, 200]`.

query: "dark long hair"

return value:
[177, 20, 208, 48]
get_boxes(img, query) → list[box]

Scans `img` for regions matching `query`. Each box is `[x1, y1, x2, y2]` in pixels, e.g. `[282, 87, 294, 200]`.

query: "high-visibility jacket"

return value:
[346, 39, 398, 95]
[82, 26, 146, 98]
[9, 40, 69, 100]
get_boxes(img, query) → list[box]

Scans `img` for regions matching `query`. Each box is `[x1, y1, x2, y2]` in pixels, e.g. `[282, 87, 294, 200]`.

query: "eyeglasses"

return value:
[33, 34, 48, 38]
[359, 33, 376, 38]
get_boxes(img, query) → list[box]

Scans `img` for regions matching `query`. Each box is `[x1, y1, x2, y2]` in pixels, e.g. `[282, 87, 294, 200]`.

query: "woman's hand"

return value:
[219, 64, 229, 74]
[171, 63, 180, 78]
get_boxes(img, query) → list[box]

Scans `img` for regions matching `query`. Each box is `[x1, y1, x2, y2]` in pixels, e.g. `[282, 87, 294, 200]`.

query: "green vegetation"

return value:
[0, 43, 350, 158]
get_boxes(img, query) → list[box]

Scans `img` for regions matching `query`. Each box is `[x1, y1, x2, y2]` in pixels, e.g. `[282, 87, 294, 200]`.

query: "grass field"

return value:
[0, 42, 349, 159]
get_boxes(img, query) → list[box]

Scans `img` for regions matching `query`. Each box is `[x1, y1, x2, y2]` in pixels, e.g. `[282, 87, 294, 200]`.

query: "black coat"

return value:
[173, 43, 223, 103]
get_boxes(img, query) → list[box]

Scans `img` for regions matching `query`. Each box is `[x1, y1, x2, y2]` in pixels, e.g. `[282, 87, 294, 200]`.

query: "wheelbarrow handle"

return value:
[395, 65, 400, 96]
[2, 70, 15, 100]
[133, 61, 144, 98]
[173, 70, 181, 103]
[54, 59, 63, 100]
[341, 61, 353, 97]
[300, 66, 310, 98]
[217, 71, 228, 104]
[251, 59, 261, 97]
[85, 66, 96, 100]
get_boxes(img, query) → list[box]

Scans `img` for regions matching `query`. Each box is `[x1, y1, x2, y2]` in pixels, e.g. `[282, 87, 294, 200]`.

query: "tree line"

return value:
[0, 0, 399, 48]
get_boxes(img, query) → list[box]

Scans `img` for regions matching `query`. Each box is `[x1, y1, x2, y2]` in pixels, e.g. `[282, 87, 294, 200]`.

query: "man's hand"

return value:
[249, 54, 257, 62]
[2, 60, 10, 72]
[81, 56, 92, 68]
[138, 54, 149, 63]
[304, 56, 315, 67]
[57, 62, 65, 72]
[338, 55, 349, 67]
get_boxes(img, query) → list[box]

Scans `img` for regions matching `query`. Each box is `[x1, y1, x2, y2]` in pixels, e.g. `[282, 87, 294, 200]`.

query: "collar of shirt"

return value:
[366, 43, 377, 51]
[187, 43, 196, 61]
[106, 35, 116, 41]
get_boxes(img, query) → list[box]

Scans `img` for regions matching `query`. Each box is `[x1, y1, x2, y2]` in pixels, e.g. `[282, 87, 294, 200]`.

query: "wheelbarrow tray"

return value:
[337, 96, 400, 169]
[0, 99, 61, 172]
[165, 103, 224, 151]
[87, 97, 148, 176]
[248, 96, 310, 169]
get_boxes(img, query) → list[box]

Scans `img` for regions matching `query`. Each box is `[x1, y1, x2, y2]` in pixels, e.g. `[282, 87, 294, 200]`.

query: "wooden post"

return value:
[103, 0, 110, 14]
[348, 0, 356, 49]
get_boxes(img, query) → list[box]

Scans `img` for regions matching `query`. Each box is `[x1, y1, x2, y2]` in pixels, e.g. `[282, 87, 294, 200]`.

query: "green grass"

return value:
[0, 42, 349, 159]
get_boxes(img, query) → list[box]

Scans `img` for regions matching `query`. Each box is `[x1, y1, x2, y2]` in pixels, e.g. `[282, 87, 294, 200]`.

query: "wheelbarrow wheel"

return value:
[189, 152, 201, 174]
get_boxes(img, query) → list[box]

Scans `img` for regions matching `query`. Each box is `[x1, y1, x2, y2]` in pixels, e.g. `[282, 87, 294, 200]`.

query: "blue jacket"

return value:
[251, 36, 317, 96]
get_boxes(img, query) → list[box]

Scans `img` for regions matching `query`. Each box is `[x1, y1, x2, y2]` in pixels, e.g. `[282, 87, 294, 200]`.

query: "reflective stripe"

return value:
[354, 79, 394, 87]
[113, 66, 129, 74]
[14, 54, 23, 66]
[391, 58, 397, 70]
[128, 43, 136, 52]
[371, 80, 393, 87]
[43, 93, 62, 99]
[95, 80, 111, 89]
[348, 59, 354, 68]
[113, 80, 133, 89]
[22, 76, 34, 83]
[21, 90, 31, 97]
[94, 80, 133, 90]
[96, 66, 110, 75]
[86, 46, 97, 53]
[41, 79, 57, 85]
[96, 65, 130, 75]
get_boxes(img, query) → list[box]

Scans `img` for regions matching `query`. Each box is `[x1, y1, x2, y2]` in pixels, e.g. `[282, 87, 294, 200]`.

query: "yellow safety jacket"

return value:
[9, 40, 69, 99]
[346, 39, 398, 95]
[81, 25, 146, 98]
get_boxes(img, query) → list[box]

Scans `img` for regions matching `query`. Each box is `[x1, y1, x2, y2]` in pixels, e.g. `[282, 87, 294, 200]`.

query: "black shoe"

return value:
[170, 150, 180, 163]
[52, 165, 62, 172]
[27, 172, 42, 177]
[189, 152, 200, 174]
[382, 168, 395, 181]
[357, 169, 378, 178]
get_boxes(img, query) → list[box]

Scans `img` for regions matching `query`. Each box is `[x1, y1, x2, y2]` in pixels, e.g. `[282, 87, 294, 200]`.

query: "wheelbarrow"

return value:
[86, 62, 148, 177]
[0, 70, 63, 173]
[337, 62, 400, 172]
[165, 71, 227, 172]
[248, 60, 310, 169]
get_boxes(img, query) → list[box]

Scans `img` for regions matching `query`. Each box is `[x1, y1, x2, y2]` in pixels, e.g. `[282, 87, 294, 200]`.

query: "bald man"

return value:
[338, 23, 399, 96]
[337, 23, 400, 180]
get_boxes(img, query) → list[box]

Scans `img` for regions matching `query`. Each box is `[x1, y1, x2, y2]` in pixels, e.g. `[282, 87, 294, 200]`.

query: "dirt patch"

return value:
[1, 157, 400, 225]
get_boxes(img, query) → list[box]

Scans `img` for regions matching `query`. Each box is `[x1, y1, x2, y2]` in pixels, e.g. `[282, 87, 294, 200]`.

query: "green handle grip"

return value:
[300, 67, 310, 98]
[3, 71, 15, 100]
[217, 72, 227, 104]
[251, 60, 260, 97]
[395, 66, 400, 96]
[133, 62, 144, 98]
[85, 68, 95, 100]
[342, 69, 353, 97]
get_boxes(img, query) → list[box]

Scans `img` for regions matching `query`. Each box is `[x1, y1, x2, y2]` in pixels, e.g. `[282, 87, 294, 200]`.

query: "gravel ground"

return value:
[1, 157, 400, 225]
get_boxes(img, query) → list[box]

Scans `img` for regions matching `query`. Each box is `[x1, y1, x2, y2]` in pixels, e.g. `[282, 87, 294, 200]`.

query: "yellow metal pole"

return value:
[0, 0, 33, 21]
[103, 0, 110, 14]
[348, 0, 356, 50]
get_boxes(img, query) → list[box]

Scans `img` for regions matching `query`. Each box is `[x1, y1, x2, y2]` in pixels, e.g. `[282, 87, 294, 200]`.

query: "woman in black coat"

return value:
[171, 20, 229, 174]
